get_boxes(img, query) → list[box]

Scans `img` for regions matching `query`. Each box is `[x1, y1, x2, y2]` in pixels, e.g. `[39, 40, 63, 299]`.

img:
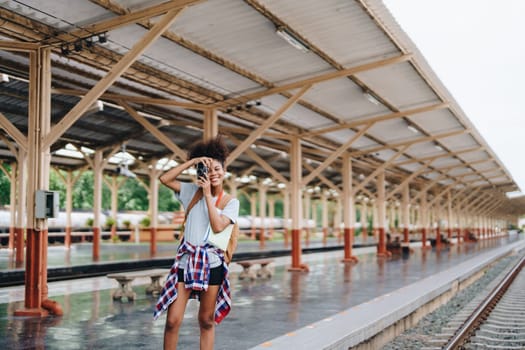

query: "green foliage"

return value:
[105, 216, 116, 228]
[238, 193, 251, 216]
[85, 217, 94, 227]
[73, 171, 96, 210]
[140, 216, 151, 227]
[158, 185, 180, 212]
[0, 163, 11, 207]
[122, 219, 131, 229]
[118, 177, 148, 211]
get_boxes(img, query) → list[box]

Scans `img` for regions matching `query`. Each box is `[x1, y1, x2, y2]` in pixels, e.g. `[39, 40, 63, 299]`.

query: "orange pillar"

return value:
[150, 227, 157, 256]
[342, 155, 357, 263]
[15, 151, 27, 265]
[15, 228, 47, 317]
[376, 172, 390, 257]
[7, 161, 16, 251]
[258, 182, 267, 249]
[65, 226, 72, 248]
[289, 136, 308, 271]
[435, 226, 441, 248]
[343, 228, 358, 262]
[403, 227, 409, 243]
[377, 227, 387, 256]
[402, 184, 410, 244]
[93, 227, 100, 260]
[15, 227, 24, 265]
[421, 227, 428, 248]
[15, 46, 59, 317]
[361, 205, 368, 241]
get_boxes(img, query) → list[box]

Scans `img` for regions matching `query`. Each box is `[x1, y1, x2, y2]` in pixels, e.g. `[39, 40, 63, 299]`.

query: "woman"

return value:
[154, 136, 239, 350]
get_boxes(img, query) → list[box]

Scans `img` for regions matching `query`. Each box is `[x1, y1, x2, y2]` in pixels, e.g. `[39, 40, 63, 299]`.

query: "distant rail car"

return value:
[0, 209, 306, 246]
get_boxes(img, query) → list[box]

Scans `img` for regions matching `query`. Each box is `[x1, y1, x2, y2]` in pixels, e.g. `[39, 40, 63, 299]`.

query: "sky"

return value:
[382, 0, 525, 195]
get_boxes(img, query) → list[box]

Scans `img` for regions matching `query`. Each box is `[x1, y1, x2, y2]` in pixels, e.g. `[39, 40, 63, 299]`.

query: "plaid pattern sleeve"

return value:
[153, 242, 232, 324]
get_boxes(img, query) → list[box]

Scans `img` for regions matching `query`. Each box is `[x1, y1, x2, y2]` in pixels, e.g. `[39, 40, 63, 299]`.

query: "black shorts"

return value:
[177, 266, 224, 286]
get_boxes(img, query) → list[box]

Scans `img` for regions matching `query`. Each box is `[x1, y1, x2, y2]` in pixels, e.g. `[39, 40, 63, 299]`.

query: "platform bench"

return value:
[107, 268, 169, 301]
[236, 259, 274, 280]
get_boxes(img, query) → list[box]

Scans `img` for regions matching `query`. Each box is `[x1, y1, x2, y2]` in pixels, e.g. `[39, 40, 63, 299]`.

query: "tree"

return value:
[118, 177, 148, 211]
[158, 185, 180, 212]
[0, 163, 11, 207]
[49, 169, 67, 209]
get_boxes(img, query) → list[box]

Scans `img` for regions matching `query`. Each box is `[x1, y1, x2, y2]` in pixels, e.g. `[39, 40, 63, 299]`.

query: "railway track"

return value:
[433, 255, 525, 350]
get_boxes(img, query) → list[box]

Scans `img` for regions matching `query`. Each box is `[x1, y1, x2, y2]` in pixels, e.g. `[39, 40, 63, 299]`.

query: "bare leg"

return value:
[198, 285, 220, 350]
[163, 283, 192, 350]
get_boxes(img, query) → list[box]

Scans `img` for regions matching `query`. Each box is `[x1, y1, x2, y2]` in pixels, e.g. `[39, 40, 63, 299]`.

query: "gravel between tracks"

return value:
[381, 253, 521, 350]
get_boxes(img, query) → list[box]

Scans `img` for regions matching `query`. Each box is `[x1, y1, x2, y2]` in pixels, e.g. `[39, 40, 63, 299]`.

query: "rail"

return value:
[443, 255, 525, 350]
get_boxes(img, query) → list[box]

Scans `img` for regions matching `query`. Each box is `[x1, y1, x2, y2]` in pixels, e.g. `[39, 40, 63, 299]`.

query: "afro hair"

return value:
[188, 135, 230, 165]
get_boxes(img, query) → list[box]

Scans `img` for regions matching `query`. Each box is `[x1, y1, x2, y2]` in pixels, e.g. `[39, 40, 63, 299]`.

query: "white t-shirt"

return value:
[176, 182, 240, 268]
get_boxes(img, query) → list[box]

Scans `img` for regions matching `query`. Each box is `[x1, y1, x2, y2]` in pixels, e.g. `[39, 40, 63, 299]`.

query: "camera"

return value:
[196, 162, 208, 178]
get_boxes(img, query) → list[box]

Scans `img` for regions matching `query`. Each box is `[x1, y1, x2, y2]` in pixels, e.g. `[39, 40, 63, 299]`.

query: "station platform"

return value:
[1, 234, 523, 349]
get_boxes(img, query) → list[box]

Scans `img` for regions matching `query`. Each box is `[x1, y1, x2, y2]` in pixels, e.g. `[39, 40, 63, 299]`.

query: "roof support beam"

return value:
[348, 129, 469, 158]
[479, 199, 503, 216]
[464, 194, 491, 212]
[420, 158, 491, 175]
[454, 188, 482, 210]
[47, 0, 201, 44]
[214, 54, 412, 108]
[428, 187, 454, 207]
[302, 122, 374, 186]
[0, 112, 27, 152]
[386, 157, 439, 200]
[119, 101, 187, 161]
[351, 145, 410, 196]
[409, 174, 448, 204]
[0, 40, 40, 52]
[43, 8, 183, 150]
[393, 146, 480, 167]
[303, 102, 448, 137]
[226, 84, 311, 166]
[303, 162, 341, 194]
[52, 88, 208, 111]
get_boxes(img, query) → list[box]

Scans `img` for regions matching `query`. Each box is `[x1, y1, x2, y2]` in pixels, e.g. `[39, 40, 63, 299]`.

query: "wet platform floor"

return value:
[1, 235, 522, 349]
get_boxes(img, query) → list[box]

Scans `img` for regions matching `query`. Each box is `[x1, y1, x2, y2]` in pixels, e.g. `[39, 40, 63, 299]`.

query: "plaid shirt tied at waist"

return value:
[153, 240, 231, 324]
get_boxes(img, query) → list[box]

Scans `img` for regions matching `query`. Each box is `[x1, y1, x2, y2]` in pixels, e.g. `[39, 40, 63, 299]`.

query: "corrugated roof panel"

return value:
[441, 134, 480, 151]
[107, 25, 261, 95]
[260, 0, 399, 65]
[457, 150, 489, 163]
[404, 141, 443, 158]
[114, 0, 166, 11]
[367, 118, 418, 143]
[448, 167, 471, 177]
[5, 0, 110, 29]
[323, 129, 358, 145]
[490, 176, 510, 185]
[432, 158, 463, 168]
[302, 78, 390, 122]
[357, 61, 440, 108]
[261, 95, 334, 129]
[398, 163, 421, 173]
[409, 109, 464, 134]
[472, 161, 498, 172]
[350, 135, 379, 150]
[173, 0, 333, 84]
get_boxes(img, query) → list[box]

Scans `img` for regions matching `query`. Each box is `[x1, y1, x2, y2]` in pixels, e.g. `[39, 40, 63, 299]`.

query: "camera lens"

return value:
[197, 162, 208, 177]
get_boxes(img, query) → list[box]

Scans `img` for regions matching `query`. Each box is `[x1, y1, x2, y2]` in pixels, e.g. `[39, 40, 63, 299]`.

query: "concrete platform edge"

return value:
[250, 240, 525, 350]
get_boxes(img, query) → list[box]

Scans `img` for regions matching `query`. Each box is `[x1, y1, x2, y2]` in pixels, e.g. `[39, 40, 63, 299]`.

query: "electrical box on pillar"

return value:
[35, 190, 59, 219]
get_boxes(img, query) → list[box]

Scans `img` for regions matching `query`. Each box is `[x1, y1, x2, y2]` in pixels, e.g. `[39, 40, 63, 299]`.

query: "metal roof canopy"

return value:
[0, 0, 521, 216]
